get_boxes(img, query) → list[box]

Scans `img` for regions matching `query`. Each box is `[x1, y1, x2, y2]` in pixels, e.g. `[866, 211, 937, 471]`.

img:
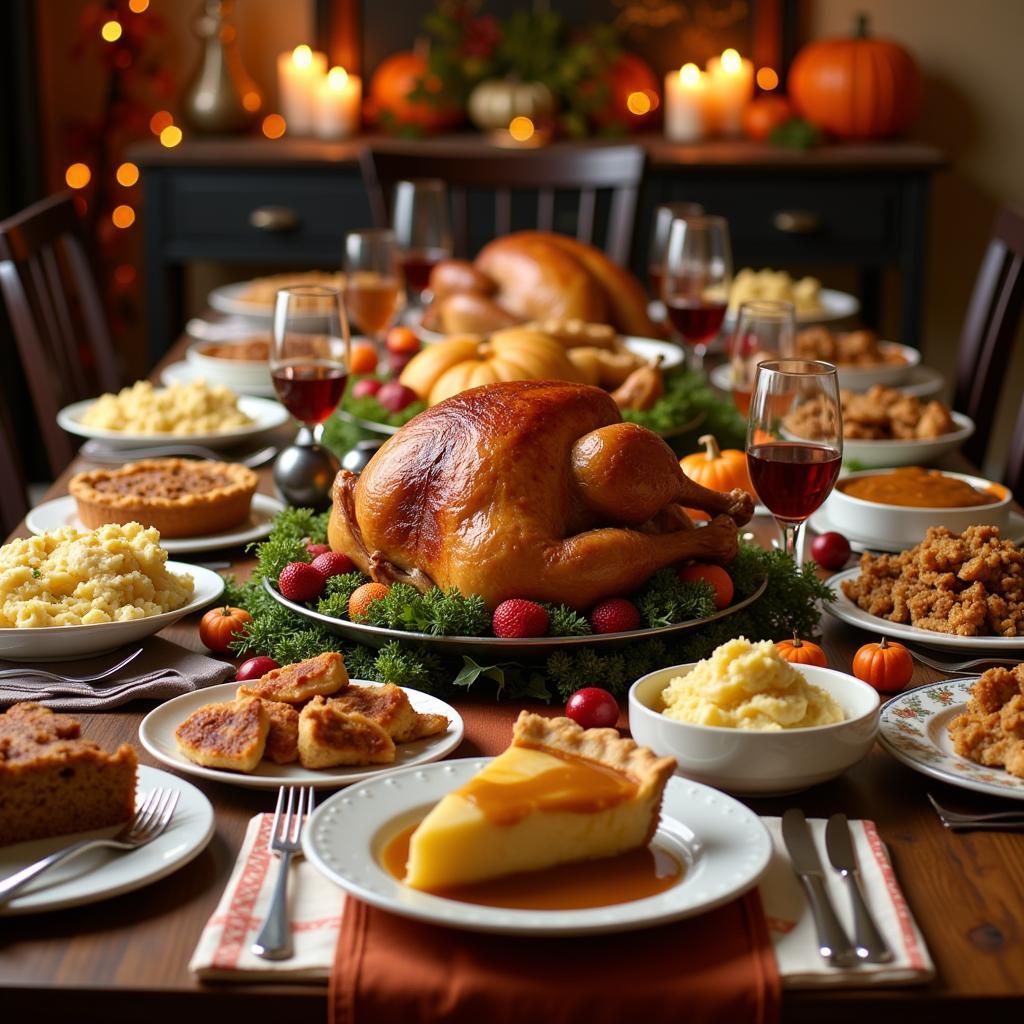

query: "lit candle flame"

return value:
[722, 48, 742, 73]
[679, 63, 702, 87]
[327, 66, 350, 89]
[293, 44, 313, 69]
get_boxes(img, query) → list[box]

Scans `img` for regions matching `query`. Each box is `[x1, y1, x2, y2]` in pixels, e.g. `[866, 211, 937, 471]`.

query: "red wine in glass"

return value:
[665, 298, 727, 345]
[747, 441, 842, 522]
[272, 362, 349, 425]
[401, 246, 448, 293]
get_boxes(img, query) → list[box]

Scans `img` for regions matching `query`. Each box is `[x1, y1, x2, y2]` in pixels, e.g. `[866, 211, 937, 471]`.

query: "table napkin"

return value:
[0, 637, 235, 711]
[760, 815, 934, 988]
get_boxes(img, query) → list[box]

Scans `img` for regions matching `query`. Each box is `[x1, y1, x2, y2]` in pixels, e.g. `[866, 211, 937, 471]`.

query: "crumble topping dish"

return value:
[948, 665, 1024, 778]
[79, 379, 253, 434]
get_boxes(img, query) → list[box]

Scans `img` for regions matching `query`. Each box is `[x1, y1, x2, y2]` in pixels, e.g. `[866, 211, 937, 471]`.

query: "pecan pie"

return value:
[68, 458, 259, 538]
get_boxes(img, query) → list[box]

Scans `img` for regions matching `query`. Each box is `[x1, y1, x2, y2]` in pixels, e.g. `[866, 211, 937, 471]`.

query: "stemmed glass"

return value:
[391, 179, 452, 304]
[662, 214, 732, 375]
[728, 300, 796, 414]
[647, 201, 704, 299]
[270, 285, 350, 507]
[343, 229, 406, 350]
[746, 360, 843, 567]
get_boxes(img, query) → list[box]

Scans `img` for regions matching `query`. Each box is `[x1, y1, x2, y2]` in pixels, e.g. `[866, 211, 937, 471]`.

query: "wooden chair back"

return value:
[0, 396, 28, 537]
[0, 192, 121, 474]
[953, 205, 1024, 466]
[361, 144, 647, 265]
[1003, 392, 1024, 503]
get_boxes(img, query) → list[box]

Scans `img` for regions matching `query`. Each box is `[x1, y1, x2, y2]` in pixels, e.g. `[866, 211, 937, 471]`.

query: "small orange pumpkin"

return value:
[680, 434, 754, 521]
[199, 606, 252, 653]
[368, 51, 464, 133]
[852, 636, 914, 693]
[742, 95, 793, 142]
[775, 632, 828, 668]
[788, 15, 921, 140]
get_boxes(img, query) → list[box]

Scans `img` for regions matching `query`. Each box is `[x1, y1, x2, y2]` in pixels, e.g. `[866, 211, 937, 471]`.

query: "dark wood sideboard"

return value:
[130, 134, 944, 365]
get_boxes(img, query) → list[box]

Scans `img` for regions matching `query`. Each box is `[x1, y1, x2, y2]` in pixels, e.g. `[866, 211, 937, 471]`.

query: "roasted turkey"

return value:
[328, 381, 753, 611]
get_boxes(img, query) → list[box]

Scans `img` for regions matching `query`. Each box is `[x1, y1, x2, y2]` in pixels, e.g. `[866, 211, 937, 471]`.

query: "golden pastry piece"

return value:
[297, 697, 395, 769]
[69, 458, 258, 538]
[237, 651, 348, 704]
[175, 697, 269, 772]
[405, 712, 451, 742]
[404, 711, 675, 891]
[263, 700, 300, 765]
[327, 684, 418, 741]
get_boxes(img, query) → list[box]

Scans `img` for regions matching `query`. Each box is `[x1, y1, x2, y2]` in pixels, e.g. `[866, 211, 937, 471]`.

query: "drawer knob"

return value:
[249, 206, 300, 232]
[773, 210, 822, 235]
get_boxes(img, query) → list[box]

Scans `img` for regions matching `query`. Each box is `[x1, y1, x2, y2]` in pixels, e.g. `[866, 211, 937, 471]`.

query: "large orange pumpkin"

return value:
[788, 15, 921, 139]
[368, 51, 464, 133]
[590, 52, 660, 131]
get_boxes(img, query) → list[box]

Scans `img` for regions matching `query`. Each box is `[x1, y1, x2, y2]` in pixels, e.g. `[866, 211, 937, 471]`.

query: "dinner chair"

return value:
[1003, 392, 1024, 503]
[953, 205, 1024, 466]
[0, 397, 28, 536]
[361, 144, 647, 265]
[0, 191, 122, 474]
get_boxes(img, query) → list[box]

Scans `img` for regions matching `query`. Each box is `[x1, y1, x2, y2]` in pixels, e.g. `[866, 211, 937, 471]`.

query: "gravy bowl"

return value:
[629, 663, 880, 796]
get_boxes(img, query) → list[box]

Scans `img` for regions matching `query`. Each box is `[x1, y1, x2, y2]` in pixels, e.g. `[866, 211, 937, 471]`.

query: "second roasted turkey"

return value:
[328, 380, 753, 611]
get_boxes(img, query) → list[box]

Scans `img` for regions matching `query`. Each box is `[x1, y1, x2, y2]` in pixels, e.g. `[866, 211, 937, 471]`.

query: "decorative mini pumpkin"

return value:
[589, 52, 660, 131]
[852, 636, 914, 693]
[468, 78, 555, 132]
[369, 51, 463, 133]
[788, 15, 921, 139]
[742, 95, 794, 141]
[775, 632, 828, 668]
[680, 435, 754, 520]
[199, 606, 252, 653]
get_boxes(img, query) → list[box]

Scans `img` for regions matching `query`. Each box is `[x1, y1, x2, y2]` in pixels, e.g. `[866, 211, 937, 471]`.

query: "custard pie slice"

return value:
[69, 458, 258, 538]
[404, 711, 676, 891]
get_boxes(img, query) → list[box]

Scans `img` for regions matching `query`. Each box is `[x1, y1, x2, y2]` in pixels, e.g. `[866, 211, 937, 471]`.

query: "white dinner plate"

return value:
[57, 395, 290, 449]
[621, 335, 684, 370]
[161, 359, 277, 399]
[826, 567, 1024, 652]
[302, 758, 772, 936]
[879, 680, 1024, 801]
[139, 679, 465, 790]
[648, 288, 860, 328]
[0, 765, 215, 915]
[209, 280, 336, 323]
[0, 562, 224, 662]
[26, 493, 286, 555]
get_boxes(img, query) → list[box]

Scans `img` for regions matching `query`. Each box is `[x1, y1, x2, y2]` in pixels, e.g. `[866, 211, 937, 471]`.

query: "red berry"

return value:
[492, 598, 549, 639]
[376, 380, 419, 413]
[589, 598, 642, 634]
[352, 378, 382, 399]
[565, 688, 620, 729]
[310, 551, 355, 578]
[278, 561, 325, 602]
[235, 656, 279, 681]
[810, 531, 852, 571]
[305, 542, 331, 557]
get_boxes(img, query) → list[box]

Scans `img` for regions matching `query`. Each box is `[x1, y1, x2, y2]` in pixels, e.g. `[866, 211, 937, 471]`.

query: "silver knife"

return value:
[781, 808, 857, 967]
[825, 813, 894, 963]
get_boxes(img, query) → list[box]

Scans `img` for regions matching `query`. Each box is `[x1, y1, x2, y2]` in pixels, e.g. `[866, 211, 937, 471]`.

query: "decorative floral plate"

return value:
[879, 679, 1024, 801]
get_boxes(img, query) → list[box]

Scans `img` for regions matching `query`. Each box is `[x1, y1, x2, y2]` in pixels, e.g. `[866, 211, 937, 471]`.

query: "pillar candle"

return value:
[276, 44, 327, 136]
[706, 48, 754, 137]
[315, 66, 361, 140]
[663, 64, 707, 143]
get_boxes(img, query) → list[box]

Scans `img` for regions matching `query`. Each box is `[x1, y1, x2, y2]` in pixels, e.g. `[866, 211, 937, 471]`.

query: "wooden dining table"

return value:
[2, 333, 1023, 1023]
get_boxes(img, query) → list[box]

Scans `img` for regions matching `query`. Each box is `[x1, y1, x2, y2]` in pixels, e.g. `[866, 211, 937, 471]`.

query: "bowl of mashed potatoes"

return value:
[628, 637, 879, 795]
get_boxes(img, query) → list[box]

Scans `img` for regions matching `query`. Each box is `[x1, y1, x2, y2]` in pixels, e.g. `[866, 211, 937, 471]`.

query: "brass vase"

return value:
[182, 0, 262, 134]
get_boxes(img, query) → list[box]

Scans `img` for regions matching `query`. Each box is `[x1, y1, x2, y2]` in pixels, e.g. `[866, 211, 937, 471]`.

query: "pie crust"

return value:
[68, 458, 259, 538]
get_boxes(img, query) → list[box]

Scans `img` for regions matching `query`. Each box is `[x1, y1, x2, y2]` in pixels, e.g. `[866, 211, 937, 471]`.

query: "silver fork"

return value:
[252, 786, 315, 961]
[0, 788, 179, 906]
[927, 794, 1024, 830]
[908, 648, 1021, 673]
[80, 441, 278, 468]
[0, 648, 144, 683]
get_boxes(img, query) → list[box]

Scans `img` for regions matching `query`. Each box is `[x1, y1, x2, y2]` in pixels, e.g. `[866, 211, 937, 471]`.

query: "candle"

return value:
[664, 63, 707, 143]
[706, 48, 754, 137]
[276, 44, 327, 136]
[315, 66, 361, 140]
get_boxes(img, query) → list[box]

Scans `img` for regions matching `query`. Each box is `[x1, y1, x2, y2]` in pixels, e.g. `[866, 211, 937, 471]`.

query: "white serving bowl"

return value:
[629, 663, 880, 796]
[185, 338, 272, 390]
[822, 468, 1012, 549]
[840, 410, 975, 469]
[835, 341, 920, 390]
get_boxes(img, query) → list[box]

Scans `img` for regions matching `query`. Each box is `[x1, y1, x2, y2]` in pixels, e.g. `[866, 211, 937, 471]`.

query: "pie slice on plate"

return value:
[404, 711, 676, 891]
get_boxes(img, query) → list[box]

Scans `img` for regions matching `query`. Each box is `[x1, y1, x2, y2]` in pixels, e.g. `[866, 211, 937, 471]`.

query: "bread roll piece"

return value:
[428, 259, 496, 300]
[437, 292, 520, 334]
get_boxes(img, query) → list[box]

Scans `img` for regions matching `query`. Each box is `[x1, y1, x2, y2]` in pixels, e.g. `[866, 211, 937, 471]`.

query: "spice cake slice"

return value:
[236, 651, 348, 704]
[0, 702, 137, 846]
[175, 696, 269, 772]
[297, 697, 395, 768]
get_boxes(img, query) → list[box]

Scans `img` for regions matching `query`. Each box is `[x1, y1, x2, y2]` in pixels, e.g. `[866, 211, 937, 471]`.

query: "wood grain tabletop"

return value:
[1, 336, 1021, 1023]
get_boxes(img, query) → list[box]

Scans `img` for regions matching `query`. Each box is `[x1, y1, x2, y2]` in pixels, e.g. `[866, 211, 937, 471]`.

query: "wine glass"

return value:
[746, 359, 843, 567]
[391, 179, 452, 304]
[343, 229, 406, 350]
[728, 300, 796, 414]
[647, 201, 704, 299]
[662, 214, 732, 375]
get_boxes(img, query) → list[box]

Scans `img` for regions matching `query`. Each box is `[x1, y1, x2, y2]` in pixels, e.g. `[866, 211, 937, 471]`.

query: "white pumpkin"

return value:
[468, 78, 556, 131]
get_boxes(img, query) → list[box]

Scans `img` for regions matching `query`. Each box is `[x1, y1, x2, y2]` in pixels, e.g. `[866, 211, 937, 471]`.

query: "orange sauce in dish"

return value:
[840, 466, 1001, 508]
[380, 821, 684, 910]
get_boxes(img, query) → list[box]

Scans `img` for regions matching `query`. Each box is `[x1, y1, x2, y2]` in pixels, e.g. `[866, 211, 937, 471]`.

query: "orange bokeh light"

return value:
[757, 67, 779, 91]
[116, 162, 139, 187]
[128, 0, 150, 11]
[150, 110, 174, 135]
[262, 114, 287, 139]
[626, 91, 652, 116]
[508, 116, 534, 142]
[159, 125, 183, 148]
[242, 90, 262, 112]
[65, 163, 91, 189]
[112, 205, 135, 229]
